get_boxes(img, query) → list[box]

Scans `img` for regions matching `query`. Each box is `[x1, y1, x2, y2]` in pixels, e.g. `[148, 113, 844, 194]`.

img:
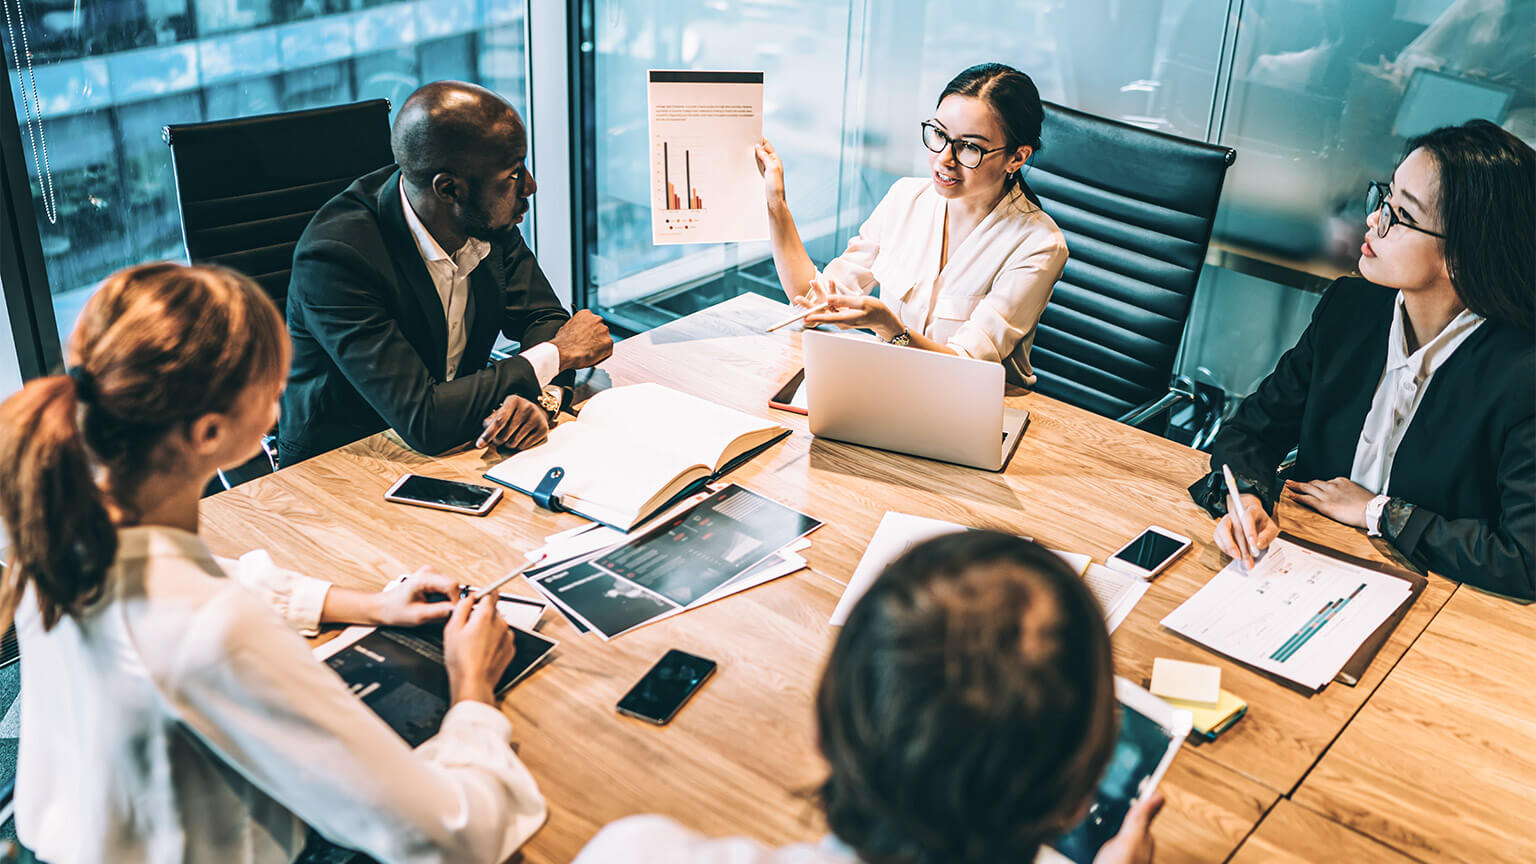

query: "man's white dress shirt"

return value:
[1349, 297, 1484, 495]
[14, 525, 547, 864]
[400, 179, 559, 385]
[818, 177, 1068, 385]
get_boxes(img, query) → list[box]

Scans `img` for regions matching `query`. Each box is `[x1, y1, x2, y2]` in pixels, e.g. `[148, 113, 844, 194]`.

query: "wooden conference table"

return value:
[201, 293, 1470, 863]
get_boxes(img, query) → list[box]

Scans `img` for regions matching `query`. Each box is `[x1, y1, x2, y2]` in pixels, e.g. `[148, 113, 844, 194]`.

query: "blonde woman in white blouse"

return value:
[755, 63, 1067, 385]
[0, 263, 545, 864]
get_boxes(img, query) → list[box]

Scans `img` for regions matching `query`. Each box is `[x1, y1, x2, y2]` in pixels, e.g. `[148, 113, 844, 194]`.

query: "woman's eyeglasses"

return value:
[920, 121, 1008, 169]
[1365, 181, 1444, 239]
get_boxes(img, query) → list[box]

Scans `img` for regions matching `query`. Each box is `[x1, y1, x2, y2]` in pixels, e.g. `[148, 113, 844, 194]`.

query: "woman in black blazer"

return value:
[1190, 120, 1534, 601]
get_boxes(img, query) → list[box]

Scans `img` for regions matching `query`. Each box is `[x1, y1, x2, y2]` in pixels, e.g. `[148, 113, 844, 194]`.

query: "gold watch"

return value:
[537, 385, 563, 422]
[885, 328, 912, 347]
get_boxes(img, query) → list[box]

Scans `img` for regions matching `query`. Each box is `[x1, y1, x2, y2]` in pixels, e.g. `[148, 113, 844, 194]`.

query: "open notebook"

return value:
[485, 383, 790, 530]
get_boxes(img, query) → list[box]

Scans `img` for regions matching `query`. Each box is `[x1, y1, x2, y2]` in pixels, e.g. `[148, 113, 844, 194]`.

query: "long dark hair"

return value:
[0, 263, 289, 631]
[816, 531, 1117, 864]
[938, 63, 1045, 206]
[1405, 120, 1535, 329]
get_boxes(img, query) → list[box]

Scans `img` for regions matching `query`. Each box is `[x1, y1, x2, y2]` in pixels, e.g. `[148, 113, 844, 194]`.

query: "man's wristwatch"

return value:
[537, 385, 563, 423]
[1364, 494, 1390, 537]
[884, 328, 911, 347]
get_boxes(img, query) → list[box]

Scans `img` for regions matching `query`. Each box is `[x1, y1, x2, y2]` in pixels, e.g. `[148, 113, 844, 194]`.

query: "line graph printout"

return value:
[1160, 539, 1411, 691]
[648, 70, 767, 245]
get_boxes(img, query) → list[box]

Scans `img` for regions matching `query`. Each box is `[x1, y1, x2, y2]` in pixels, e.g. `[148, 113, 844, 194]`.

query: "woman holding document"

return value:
[755, 63, 1067, 385]
[1192, 120, 1534, 601]
[0, 263, 547, 863]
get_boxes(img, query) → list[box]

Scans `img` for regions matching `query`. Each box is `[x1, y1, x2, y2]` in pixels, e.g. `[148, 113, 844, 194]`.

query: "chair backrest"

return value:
[1027, 102, 1235, 419]
[164, 99, 395, 311]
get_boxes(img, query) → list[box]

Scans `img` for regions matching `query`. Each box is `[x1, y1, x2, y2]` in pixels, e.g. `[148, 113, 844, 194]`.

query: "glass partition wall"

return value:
[3, 0, 532, 351]
[3, 0, 1531, 414]
[579, 0, 1535, 405]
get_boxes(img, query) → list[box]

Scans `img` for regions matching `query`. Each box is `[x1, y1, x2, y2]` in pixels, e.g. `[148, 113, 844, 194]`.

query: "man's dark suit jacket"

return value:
[1190, 277, 1534, 601]
[280, 165, 570, 465]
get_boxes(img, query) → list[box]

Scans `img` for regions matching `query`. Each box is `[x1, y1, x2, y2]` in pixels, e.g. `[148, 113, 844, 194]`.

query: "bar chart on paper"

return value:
[1160, 540, 1412, 691]
[648, 70, 767, 245]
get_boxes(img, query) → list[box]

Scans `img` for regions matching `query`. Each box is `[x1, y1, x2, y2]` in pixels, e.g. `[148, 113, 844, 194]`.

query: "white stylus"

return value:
[469, 553, 549, 602]
[765, 302, 829, 333]
[1222, 463, 1258, 562]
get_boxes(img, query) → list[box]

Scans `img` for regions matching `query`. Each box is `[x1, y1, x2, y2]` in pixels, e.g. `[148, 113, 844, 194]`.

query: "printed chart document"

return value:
[648, 70, 767, 245]
[526, 485, 821, 640]
[1160, 538, 1413, 691]
[485, 383, 790, 530]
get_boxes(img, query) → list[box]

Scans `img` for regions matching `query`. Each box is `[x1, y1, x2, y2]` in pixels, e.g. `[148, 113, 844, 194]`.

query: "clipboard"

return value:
[1278, 532, 1428, 686]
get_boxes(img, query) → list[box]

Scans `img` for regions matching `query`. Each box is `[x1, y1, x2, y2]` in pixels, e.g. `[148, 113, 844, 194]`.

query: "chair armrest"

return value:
[1117, 378, 1197, 428]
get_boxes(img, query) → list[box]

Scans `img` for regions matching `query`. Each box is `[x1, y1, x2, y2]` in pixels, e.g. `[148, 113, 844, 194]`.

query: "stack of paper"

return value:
[832, 512, 1146, 633]
[523, 485, 822, 639]
[1083, 563, 1150, 633]
[1160, 538, 1412, 691]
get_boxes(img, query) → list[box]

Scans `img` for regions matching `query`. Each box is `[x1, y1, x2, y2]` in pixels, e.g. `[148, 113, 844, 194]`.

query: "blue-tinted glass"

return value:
[3, 0, 531, 350]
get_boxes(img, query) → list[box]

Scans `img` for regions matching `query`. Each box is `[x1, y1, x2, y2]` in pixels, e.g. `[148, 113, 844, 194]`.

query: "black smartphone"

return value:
[385, 473, 502, 516]
[616, 649, 717, 725]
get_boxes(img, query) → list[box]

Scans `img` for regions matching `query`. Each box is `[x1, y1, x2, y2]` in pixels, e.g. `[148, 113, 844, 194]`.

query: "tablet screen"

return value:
[1049, 701, 1177, 863]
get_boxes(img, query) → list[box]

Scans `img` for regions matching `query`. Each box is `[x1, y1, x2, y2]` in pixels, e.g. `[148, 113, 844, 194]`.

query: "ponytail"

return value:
[0, 261, 289, 633]
[0, 374, 117, 632]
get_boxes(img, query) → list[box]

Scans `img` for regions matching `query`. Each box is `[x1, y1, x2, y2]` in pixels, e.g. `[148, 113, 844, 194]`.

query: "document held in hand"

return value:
[484, 383, 790, 530]
[648, 70, 768, 245]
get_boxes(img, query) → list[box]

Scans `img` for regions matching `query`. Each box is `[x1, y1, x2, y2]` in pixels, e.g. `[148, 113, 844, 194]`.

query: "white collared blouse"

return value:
[14, 525, 547, 864]
[1349, 296, 1485, 495]
[818, 177, 1068, 385]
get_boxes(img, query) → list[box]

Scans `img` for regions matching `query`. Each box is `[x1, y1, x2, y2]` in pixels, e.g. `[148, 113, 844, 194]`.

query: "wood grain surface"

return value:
[1228, 800, 1419, 864]
[198, 293, 1459, 863]
[1294, 586, 1536, 864]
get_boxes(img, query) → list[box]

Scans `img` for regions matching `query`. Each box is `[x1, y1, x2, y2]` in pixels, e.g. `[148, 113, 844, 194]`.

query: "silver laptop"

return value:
[802, 330, 1028, 471]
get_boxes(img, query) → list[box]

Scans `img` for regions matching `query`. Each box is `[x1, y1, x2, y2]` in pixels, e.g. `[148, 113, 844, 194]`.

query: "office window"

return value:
[1182, 0, 1536, 397]
[3, 0, 531, 350]
[585, 0, 856, 330]
[0, 278, 21, 400]
[584, 0, 1226, 330]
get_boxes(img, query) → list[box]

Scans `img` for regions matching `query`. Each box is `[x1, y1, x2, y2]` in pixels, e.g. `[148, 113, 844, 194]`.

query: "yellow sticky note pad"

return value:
[1150, 657, 1222, 704]
[1165, 689, 1249, 737]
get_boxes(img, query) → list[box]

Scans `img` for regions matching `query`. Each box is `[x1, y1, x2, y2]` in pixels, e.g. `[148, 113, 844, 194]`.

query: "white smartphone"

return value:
[384, 474, 502, 516]
[1104, 525, 1191, 579]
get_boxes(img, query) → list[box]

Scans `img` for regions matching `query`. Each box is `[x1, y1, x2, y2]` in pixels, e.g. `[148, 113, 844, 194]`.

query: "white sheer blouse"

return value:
[817, 177, 1068, 385]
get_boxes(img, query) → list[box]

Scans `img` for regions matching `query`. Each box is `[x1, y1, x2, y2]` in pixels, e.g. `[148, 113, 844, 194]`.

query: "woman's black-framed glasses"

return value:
[920, 121, 1008, 169]
[1365, 181, 1444, 239]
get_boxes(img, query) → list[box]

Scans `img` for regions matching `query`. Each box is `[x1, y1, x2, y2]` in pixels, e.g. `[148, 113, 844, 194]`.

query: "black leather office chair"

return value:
[165, 100, 395, 487]
[163, 99, 395, 312]
[1027, 102, 1235, 438]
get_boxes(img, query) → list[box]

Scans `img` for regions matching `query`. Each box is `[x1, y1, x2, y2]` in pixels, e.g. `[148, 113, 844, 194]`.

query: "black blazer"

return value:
[1191, 277, 1535, 601]
[280, 166, 570, 465]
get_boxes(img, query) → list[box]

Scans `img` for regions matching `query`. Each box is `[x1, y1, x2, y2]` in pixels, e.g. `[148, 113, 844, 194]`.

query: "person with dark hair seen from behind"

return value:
[281, 80, 613, 467]
[1191, 119, 1535, 601]
[0, 263, 548, 863]
[756, 63, 1068, 385]
[573, 531, 1164, 864]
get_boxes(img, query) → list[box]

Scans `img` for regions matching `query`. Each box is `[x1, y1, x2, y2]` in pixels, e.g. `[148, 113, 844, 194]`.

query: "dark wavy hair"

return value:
[938, 63, 1045, 205]
[816, 531, 1118, 864]
[1404, 119, 1535, 329]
